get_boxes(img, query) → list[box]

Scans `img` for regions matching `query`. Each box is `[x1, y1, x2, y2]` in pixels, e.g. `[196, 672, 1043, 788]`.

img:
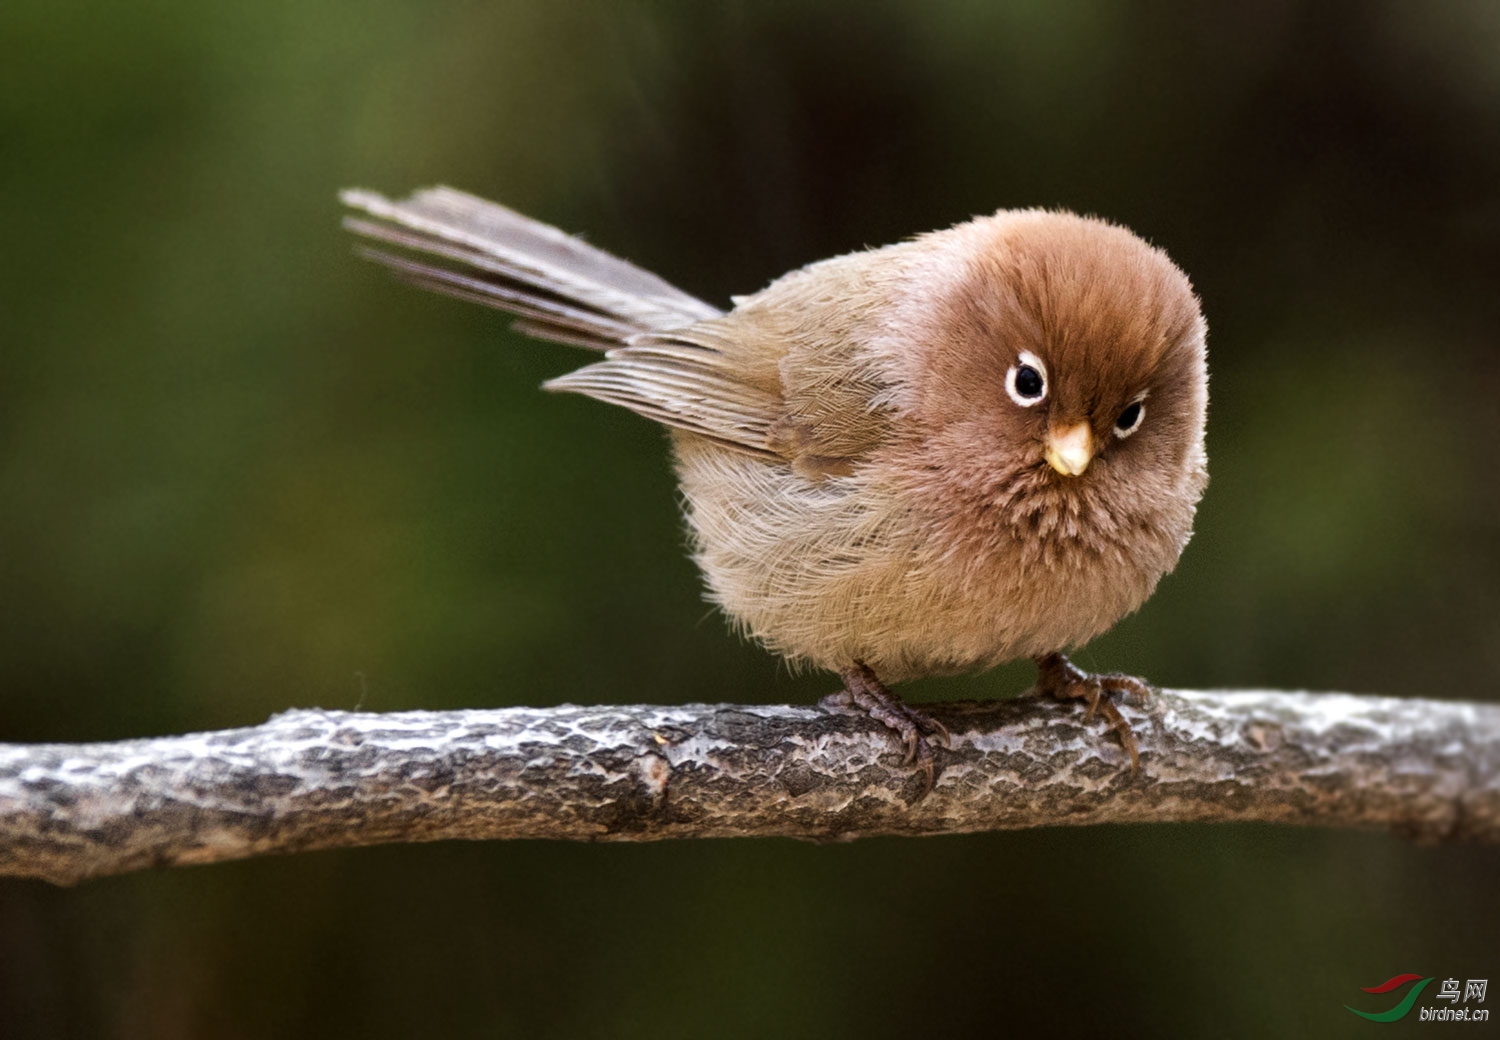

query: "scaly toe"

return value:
[828, 665, 946, 794]
[1031, 653, 1151, 772]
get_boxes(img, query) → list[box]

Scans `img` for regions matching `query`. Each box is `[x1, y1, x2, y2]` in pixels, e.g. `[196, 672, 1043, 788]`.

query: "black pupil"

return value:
[1014, 365, 1044, 398]
[1116, 403, 1141, 430]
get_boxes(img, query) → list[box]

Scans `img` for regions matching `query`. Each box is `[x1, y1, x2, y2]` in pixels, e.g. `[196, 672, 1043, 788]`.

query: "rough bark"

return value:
[2, 688, 1497, 885]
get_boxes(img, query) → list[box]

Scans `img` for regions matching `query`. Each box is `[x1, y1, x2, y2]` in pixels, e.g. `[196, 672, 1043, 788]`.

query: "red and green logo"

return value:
[1345, 974, 1435, 1022]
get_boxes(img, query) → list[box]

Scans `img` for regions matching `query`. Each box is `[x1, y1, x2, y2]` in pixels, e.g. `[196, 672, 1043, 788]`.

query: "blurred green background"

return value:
[3, 1, 1498, 1036]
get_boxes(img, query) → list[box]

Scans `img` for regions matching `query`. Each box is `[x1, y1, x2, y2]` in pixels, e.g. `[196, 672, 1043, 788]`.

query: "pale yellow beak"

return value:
[1045, 422, 1095, 476]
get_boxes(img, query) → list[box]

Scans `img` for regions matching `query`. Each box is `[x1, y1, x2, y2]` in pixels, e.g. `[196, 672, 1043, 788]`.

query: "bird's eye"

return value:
[1114, 400, 1145, 438]
[1005, 352, 1048, 407]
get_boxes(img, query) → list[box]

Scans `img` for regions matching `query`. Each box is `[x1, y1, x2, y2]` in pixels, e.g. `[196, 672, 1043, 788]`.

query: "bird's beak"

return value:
[1045, 422, 1095, 476]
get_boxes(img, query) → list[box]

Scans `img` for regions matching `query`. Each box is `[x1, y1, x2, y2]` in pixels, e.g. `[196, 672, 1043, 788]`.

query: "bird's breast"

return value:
[671, 433, 1195, 680]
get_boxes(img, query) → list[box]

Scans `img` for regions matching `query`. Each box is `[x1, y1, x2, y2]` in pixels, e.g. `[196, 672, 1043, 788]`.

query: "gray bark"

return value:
[2, 688, 1497, 885]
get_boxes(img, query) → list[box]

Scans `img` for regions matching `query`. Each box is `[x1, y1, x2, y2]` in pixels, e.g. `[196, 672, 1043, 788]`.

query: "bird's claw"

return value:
[823, 663, 948, 792]
[1029, 653, 1152, 771]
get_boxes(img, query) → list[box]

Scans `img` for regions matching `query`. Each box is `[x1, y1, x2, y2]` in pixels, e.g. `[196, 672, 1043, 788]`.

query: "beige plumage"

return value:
[343, 187, 1209, 785]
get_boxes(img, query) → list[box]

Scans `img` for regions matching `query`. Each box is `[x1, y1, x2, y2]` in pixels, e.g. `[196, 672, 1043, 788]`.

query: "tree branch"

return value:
[2, 688, 1497, 885]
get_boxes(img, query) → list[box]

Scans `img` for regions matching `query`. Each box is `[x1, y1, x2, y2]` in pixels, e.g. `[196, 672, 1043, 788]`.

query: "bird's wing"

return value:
[549, 259, 900, 475]
[544, 326, 788, 459]
[766, 338, 894, 478]
[552, 253, 900, 474]
[748, 252, 901, 477]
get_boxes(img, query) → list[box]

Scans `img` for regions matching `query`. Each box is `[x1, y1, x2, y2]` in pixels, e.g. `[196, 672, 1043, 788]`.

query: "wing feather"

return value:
[545, 331, 784, 455]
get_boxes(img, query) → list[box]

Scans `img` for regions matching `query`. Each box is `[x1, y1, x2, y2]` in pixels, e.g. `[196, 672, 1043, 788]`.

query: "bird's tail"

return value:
[340, 187, 722, 350]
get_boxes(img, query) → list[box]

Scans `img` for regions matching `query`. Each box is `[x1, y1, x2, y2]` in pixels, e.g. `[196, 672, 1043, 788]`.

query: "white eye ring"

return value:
[1114, 393, 1148, 439]
[1004, 351, 1048, 407]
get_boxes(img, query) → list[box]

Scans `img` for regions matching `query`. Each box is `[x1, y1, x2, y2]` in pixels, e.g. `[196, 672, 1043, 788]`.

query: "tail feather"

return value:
[343, 186, 785, 458]
[350, 241, 643, 350]
[341, 187, 721, 349]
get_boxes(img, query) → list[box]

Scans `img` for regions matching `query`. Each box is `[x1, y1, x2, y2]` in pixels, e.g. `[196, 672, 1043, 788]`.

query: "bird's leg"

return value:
[821, 662, 950, 791]
[1029, 653, 1152, 771]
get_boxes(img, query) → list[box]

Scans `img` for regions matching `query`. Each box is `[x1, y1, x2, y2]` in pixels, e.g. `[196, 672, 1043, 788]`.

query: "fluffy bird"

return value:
[342, 187, 1208, 785]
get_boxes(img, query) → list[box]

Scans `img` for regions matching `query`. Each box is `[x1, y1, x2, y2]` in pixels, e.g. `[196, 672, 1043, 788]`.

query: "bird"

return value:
[341, 187, 1209, 788]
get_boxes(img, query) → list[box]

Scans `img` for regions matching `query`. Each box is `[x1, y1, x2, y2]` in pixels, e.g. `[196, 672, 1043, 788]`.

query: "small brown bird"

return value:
[342, 188, 1208, 785]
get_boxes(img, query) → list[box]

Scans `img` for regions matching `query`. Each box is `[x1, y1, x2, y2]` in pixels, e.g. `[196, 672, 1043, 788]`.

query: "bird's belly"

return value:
[672, 436, 1169, 681]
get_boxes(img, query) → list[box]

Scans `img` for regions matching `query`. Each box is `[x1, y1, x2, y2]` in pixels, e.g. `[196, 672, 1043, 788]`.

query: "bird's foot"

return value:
[821, 663, 950, 792]
[1029, 653, 1151, 771]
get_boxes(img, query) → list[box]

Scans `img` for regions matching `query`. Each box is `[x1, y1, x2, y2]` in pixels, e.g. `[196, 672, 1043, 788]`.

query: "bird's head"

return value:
[887, 208, 1208, 542]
